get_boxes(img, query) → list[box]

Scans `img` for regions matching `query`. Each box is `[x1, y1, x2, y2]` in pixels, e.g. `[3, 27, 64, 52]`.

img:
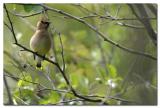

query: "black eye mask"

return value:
[41, 21, 50, 25]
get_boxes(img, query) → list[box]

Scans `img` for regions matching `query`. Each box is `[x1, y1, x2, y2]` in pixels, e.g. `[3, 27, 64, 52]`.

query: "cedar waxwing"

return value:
[30, 18, 51, 67]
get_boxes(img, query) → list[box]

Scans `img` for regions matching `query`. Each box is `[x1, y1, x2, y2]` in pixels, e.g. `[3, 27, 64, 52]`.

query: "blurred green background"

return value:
[3, 3, 157, 105]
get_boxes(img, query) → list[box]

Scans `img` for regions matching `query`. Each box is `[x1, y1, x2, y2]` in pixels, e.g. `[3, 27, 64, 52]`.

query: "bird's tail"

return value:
[36, 60, 41, 68]
[36, 56, 43, 68]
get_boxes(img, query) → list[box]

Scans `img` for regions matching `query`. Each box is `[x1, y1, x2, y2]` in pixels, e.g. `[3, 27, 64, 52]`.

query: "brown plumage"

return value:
[30, 19, 51, 67]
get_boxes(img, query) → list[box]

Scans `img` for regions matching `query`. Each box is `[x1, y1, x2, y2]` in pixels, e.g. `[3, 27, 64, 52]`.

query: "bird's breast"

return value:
[30, 30, 51, 55]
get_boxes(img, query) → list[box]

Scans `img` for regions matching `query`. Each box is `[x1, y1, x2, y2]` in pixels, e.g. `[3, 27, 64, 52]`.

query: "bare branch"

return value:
[40, 4, 156, 60]
[133, 73, 157, 90]
[99, 15, 156, 21]
[9, 10, 44, 18]
[10, 10, 156, 21]
[4, 75, 13, 105]
[79, 14, 156, 21]
[115, 22, 145, 29]
[4, 73, 45, 87]
[37, 88, 72, 94]
[115, 5, 122, 17]
[128, 4, 157, 46]
[4, 4, 17, 43]
[147, 4, 157, 17]
[13, 95, 29, 105]
[99, 21, 145, 29]
[74, 4, 154, 29]
[4, 22, 11, 30]
[73, 4, 156, 21]
[58, 33, 65, 72]
[4, 4, 157, 105]
[52, 98, 84, 105]
[4, 4, 108, 104]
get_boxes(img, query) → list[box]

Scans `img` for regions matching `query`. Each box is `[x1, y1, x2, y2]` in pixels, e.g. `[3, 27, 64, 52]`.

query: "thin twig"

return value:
[13, 95, 29, 105]
[58, 32, 65, 72]
[99, 15, 156, 21]
[79, 14, 156, 20]
[114, 5, 122, 17]
[37, 88, 72, 94]
[4, 74, 45, 87]
[4, 4, 17, 44]
[4, 75, 13, 105]
[115, 22, 145, 29]
[4, 4, 108, 104]
[40, 4, 156, 60]
[4, 73, 71, 95]
[133, 73, 157, 90]
[146, 4, 157, 17]
[4, 22, 12, 30]
[4, 73, 135, 104]
[73, 4, 156, 21]
[128, 4, 157, 46]
[75, 4, 146, 29]
[10, 10, 156, 21]
[99, 20, 145, 29]
[52, 98, 84, 105]
[85, 95, 138, 104]
[9, 10, 44, 18]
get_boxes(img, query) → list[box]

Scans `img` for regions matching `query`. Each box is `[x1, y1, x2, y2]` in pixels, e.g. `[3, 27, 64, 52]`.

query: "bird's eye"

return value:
[41, 21, 50, 25]
[41, 21, 45, 24]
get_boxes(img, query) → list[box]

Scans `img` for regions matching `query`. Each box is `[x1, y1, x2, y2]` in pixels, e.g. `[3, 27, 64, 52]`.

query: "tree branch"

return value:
[4, 5, 17, 44]
[7, 4, 157, 60]
[73, 4, 156, 21]
[4, 72, 136, 104]
[115, 22, 145, 29]
[9, 10, 44, 18]
[40, 4, 156, 60]
[147, 4, 157, 17]
[10, 9, 157, 21]
[52, 98, 84, 105]
[58, 32, 65, 72]
[4, 73, 45, 86]
[4, 75, 13, 105]
[4, 4, 108, 104]
[128, 4, 157, 46]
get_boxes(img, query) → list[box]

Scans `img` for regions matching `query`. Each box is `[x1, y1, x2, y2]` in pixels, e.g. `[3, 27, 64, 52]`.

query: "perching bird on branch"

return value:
[30, 17, 51, 68]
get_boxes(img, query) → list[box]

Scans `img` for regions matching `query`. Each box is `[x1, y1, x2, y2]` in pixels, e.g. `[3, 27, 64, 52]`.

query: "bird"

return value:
[30, 17, 51, 68]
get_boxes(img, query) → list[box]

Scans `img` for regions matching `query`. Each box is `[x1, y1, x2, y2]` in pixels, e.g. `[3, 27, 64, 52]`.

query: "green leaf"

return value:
[57, 82, 67, 89]
[79, 76, 89, 94]
[70, 73, 79, 88]
[107, 64, 117, 78]
[98, 67, 107, 80]
[65, 93, 75, 99]
[13, 88, 36, 104]
[17, 80, 23, 87]
[39, 91, 60, 104]
[17, 75, 32, 87]
[23, 4, 42, 12]
[48, 91, 60, 104]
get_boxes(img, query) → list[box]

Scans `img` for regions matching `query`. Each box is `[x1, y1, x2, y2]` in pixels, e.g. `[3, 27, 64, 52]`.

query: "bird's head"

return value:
[36, 17, 50, 30]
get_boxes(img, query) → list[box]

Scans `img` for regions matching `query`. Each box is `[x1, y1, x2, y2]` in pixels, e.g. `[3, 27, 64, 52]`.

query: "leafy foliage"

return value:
[3, 3, 157, 105]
